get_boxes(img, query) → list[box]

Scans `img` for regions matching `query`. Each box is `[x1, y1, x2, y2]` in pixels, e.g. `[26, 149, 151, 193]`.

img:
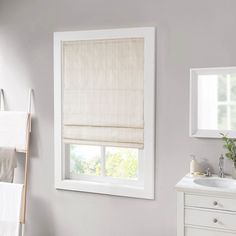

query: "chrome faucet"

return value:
[205, 168, 212, 177]
[219, 154, 224, 178]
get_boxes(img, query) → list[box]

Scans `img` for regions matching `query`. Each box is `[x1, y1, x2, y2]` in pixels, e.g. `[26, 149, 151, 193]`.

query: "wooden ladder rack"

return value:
[0, 88, 33, 235]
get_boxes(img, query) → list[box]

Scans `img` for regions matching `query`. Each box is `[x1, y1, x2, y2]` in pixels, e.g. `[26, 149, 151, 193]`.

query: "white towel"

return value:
[0, 111, 30, 152]
[0, 148, 17, 183]
[0, 182, 23, 236]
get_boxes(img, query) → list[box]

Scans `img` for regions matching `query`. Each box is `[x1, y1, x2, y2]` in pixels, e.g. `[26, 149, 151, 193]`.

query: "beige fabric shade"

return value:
[62, 38, 144, 148]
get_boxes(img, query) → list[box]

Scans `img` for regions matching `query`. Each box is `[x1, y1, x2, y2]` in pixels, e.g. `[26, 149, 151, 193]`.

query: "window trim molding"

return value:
[54, 27, 156, 199]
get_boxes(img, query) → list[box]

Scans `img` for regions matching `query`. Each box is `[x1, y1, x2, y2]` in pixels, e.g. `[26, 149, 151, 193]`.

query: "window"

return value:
[69, 145, 141, 185]
[54, 28, 155, 199]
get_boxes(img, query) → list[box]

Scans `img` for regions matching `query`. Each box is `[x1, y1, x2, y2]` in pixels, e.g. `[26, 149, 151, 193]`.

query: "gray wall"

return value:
[0, 0, 236, 235]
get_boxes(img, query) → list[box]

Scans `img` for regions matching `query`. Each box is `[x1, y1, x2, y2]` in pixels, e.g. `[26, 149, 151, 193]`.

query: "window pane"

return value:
[218, 75, 227, 101]
[70, 145, 101, 176]
[105, 147, 139, 179]
[218, 105, 227, 130]
[231, 105, 236, 130]
[230, 74, 236, 101]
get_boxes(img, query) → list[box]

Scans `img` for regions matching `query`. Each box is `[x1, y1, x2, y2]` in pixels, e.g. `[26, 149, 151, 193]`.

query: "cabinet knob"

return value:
[213, 218, 218, 223]
[213, 201, 218, 206]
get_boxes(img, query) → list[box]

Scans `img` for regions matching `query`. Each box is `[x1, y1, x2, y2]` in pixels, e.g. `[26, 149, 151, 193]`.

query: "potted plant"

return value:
[221, 133, 236, 179]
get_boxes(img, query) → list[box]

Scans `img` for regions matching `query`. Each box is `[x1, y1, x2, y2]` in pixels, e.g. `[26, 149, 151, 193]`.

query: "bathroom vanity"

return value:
[176, 175, 236, 236]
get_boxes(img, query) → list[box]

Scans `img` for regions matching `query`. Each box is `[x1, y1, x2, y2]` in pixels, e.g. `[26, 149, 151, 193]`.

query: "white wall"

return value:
[0, 0, 236, 235]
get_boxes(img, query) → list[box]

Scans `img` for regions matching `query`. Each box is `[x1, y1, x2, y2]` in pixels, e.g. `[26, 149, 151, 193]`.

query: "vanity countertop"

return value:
[176, 174, 236, 197]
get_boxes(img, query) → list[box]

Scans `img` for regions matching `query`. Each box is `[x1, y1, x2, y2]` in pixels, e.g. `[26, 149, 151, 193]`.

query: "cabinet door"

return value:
[185, 227, 236, 236]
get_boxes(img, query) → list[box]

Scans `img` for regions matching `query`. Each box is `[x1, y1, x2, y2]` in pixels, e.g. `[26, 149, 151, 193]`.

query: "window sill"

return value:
[55, 179, 154, 199]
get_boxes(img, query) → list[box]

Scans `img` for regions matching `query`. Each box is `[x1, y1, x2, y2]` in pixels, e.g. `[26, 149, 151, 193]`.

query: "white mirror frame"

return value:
[190, 67, 236, 138]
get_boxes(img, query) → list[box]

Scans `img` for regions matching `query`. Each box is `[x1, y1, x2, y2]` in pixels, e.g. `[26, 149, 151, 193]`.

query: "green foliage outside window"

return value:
[70, 145, 138, 179]
[70, 151, 101, 176]
[105, 148, 138, 179]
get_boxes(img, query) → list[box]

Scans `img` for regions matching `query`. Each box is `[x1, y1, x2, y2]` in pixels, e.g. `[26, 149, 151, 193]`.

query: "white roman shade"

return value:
[62, 38, 144, 148]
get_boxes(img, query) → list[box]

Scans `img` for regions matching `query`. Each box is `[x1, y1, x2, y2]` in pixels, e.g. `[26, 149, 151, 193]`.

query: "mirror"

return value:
[190, 67, 236, 138]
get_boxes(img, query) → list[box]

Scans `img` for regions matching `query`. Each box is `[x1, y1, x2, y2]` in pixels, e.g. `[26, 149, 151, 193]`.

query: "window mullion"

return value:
[101, 146, 106, 177]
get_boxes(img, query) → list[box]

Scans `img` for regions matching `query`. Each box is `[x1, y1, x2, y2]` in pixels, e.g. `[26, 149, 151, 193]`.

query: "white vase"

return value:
[232, 162, 236, 179]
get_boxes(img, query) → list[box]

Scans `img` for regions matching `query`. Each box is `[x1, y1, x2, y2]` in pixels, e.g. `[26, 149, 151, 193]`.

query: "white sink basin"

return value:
[194, 178, 236, 189]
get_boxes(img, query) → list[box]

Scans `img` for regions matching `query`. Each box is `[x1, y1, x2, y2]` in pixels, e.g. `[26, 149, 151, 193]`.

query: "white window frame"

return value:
[190, 67, 236, 138]
[54, 27, 155, 199]
[67, 145, 144, 187]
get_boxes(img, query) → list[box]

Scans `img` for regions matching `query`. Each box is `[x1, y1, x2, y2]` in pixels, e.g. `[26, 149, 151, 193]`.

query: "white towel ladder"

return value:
[0, 89, 33, 236]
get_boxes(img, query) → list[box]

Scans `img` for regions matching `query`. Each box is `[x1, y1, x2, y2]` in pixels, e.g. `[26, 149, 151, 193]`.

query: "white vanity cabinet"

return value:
[176, 175, 236, 236]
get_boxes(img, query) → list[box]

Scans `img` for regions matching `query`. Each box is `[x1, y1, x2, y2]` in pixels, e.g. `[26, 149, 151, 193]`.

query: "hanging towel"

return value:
[0, 111, 30, 152]
[0, 182, 23, 236]
[0, 147, 17, 183]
